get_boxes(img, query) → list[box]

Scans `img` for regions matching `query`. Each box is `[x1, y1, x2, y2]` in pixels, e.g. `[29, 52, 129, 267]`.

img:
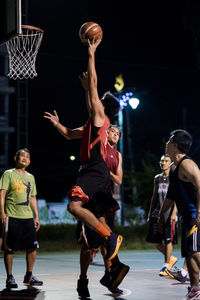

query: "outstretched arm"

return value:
[79, 71, 92, 117]
[44, 110, 84, 139]
[87, 39, 105, 127]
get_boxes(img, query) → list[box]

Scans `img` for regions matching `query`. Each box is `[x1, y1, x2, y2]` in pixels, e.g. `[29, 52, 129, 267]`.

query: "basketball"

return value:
[79, 22, 103, 45]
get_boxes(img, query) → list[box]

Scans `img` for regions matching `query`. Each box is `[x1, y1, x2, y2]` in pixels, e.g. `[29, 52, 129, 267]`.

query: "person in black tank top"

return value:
[146, 154, 178, 276]
[158, 129, 200, 299]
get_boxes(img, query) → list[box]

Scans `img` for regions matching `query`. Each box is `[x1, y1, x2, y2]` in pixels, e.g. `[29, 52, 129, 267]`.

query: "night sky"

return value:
[19, 0, 200, 202]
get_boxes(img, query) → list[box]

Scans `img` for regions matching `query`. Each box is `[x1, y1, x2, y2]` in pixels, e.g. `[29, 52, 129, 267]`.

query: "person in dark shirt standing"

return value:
[158, 129, 200, 300]
[147, 154, 178, 276]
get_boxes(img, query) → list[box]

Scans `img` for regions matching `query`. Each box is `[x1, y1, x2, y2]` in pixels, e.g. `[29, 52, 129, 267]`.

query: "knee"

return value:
[67, 202, 74, 214]
[4, 250, 14, 255]
[68, 201, 80, 215]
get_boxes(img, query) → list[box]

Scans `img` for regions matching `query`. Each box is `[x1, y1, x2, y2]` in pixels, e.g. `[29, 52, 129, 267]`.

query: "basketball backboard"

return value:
[0, 0, 22, 46]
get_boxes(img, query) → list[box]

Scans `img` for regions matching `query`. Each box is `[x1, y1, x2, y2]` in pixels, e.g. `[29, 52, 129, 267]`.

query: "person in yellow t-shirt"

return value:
[0, 148, 43, 289]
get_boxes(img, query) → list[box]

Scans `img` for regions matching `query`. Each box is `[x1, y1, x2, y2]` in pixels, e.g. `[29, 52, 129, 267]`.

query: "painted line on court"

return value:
[120, 288, 132, 297]
[92, 285, 132, 298]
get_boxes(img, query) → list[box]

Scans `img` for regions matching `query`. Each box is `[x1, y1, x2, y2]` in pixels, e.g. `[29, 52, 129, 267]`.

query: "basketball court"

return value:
[0, 249, 188, 299]
[0, 3, 194, 300]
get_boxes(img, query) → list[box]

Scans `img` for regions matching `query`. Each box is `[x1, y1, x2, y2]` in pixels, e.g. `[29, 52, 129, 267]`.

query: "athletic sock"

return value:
[7, 274, 13, 279]
[95, 222, 111, 237]
[181, 268, 188, 276]
[191, 286, 200, 290]
[26, 271, 32, 277]
[163, 263, 169, 268]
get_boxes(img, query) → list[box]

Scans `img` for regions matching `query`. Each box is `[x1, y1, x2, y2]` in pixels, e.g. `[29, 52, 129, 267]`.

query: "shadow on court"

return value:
[0, 250, 188, 299]
[0, 286, 42, 299]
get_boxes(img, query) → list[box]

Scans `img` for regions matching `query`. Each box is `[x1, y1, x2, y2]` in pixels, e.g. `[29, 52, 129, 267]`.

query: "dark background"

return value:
[14, 0, 200, 202]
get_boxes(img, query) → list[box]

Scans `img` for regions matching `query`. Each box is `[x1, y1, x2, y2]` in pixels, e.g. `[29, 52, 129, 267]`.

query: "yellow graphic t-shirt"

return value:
[0, 168, 37, 219]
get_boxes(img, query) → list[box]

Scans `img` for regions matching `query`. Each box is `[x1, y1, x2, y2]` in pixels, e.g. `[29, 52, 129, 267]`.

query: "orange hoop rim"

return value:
[21, 25, 44, 33]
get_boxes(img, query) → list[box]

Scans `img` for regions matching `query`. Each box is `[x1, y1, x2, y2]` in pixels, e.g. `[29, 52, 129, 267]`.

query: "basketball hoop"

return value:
[6, 25, 44, 80]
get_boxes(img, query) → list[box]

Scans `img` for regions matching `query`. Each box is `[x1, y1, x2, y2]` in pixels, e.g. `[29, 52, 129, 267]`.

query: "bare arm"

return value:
[110, 152, 123, 185]
[147, 178, 158, 220]
[170, 203, 178, 225]
[0, 189, 6, 225]
[30, 196, 40, 232]
[44, 110, 84, 139]
[157, 197, 174, 232]
[79, 72, 92, 117]
[87, 39, 105, 127]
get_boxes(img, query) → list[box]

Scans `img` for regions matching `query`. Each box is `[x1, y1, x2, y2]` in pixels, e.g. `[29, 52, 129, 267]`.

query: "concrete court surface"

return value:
[0, 249, 190, 300]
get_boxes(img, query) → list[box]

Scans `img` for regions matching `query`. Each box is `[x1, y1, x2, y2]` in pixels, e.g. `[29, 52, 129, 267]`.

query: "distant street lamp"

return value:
[129, 97, 140, 110]
[69, 155, 76, 161]
[114, 75, 140, 225]
[118, 94, 140, 225]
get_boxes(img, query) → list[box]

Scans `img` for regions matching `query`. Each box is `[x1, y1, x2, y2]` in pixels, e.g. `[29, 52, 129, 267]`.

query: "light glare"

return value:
[69, 155, 76, 161]
[129, 98, 140, 110]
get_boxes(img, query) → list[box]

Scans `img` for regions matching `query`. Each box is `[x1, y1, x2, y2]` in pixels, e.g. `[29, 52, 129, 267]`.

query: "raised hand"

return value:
[87, 38, 102, 56]
[44, 110, 59, 126]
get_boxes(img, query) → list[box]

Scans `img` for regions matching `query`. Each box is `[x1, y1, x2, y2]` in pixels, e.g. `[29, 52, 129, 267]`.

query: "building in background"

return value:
[0, 45, 15, 173]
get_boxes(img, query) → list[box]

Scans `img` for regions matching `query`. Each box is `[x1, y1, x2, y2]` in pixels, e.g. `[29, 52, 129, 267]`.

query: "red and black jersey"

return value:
[80, 116, 110, 165]
[105, 143, 119, 195]
[68, 115, 111, 204]
[105, 143, 119, 175]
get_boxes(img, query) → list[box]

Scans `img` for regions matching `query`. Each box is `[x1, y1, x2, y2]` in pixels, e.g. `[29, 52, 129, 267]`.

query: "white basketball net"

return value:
[6, 26, 44, 80]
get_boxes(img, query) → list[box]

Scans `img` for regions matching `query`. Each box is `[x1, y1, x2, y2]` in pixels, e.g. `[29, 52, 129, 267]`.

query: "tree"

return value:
[123, 155, 160, 217]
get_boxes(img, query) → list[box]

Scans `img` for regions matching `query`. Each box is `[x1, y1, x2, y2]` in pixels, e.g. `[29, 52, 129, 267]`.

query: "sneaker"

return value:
[166, 268, 189, 283]
[6, 275, 18, 288]
[100, 270, 112, 288]
[159, 266, 169, 277]
[104, 233, 123, 262]
[168, 256, 178, 270]
[109, 287, 123, 294]
[23, 275, 43, 286]
[159, 256, 178, 277]
[100, 263, 129, 290]
[182, 287, 200, 299]
[109, 263, 130, 289]
[77, 277, 90, 298]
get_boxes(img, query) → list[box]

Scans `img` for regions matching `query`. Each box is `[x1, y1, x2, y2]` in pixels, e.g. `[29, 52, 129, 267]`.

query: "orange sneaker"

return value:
[168, 256, 178, 270]
[159, 267, 169, 276]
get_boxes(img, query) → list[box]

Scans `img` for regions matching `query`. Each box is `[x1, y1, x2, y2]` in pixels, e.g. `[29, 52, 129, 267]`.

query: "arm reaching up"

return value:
[44, 110, 84, 140]
[87, 38, 105, 127]
[79, 71, 92, 117]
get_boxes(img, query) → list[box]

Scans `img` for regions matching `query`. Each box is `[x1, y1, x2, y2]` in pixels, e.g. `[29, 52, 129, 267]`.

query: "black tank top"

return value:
[151, 173, 172, 221]
[167, 156, 197, 222]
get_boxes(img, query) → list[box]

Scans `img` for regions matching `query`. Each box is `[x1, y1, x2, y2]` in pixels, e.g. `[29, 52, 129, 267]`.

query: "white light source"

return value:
[129, 97, 140, 110]
[69, 155, 75, 161]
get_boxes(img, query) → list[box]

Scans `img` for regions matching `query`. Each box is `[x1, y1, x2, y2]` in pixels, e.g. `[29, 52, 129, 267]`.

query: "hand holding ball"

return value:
[79, 22, 103, 45]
